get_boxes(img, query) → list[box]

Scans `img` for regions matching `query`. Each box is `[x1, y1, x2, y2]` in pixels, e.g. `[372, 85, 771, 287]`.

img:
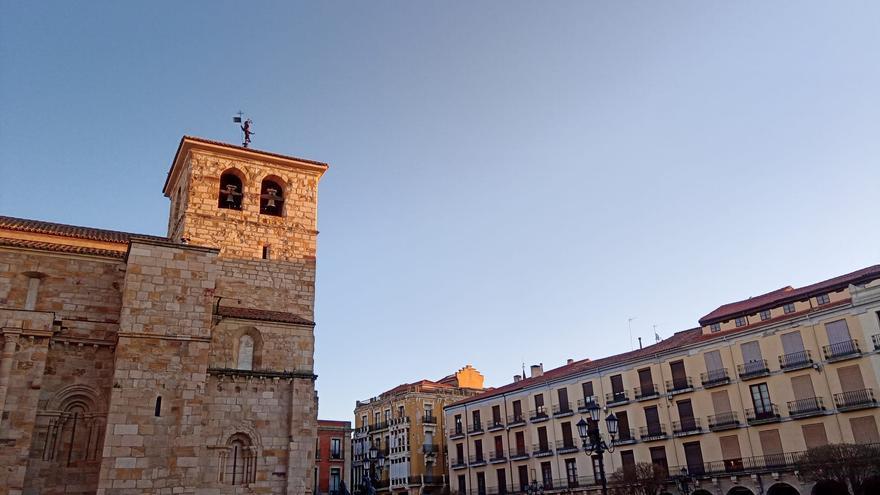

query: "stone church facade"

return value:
[0, 136, 328, 495]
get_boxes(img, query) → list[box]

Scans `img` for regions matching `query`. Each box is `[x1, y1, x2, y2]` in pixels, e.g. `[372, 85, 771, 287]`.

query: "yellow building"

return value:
[444, 265, 880, 495]
[353, 366, 485, 495]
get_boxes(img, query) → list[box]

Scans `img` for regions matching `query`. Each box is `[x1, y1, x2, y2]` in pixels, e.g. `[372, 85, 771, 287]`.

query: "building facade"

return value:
[444, 266, 880, 495]
[353, 366, 485, 495]
[315, 420, 352, 495]
[0, 136, 328, 495]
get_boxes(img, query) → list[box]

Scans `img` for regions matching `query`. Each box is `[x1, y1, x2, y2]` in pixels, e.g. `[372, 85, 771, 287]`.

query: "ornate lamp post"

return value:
[363, 445, 386, 494]
[576, 404, 619, 495]
[675, 467, 692, 495]
[525, 468, 544, 495]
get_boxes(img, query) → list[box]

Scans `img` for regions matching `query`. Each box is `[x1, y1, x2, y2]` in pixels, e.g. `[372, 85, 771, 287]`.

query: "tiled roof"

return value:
[0, 215, 166, 244]
[698, 264, 880, 325]
[450, 327, 704, 407]
[0, 237, 126, 258]
[164, 136, 329, 193]
[215, 306, 315, 326]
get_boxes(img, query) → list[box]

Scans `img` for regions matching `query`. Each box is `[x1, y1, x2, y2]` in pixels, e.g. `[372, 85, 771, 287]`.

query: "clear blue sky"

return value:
[2, 1, 879, 422]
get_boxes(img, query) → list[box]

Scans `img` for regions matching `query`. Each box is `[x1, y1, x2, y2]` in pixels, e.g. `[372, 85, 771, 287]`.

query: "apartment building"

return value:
[444, 265, 880, 495]
[353, 366, 485, 495]
[315, 420, 353, 495]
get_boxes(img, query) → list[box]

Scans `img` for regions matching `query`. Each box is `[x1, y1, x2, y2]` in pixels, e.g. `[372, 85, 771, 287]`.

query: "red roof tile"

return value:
[450, 327, 704, 407]
[216, 306, 315, 326]
[0, 237, 126, 258]
[698, 265, 880, 325]
[0, 215, 165, 244]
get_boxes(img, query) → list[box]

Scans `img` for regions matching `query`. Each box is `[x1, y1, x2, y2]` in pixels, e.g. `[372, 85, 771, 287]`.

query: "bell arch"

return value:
[259, 175, 285, 216]
[233, 326, 263, 371]
[218, 168, 245, 210]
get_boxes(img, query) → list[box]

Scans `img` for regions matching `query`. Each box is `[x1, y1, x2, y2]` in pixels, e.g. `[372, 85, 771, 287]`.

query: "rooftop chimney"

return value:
[566, 358, 574, 365]
[513, 375, 522, 382]
[530, 363, 544, 378]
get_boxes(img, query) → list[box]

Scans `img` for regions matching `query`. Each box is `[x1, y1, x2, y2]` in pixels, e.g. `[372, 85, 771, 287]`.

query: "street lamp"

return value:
[577, 403, 618, 495]
[363, 445, 385, 494]
[675, 467, 692, 495]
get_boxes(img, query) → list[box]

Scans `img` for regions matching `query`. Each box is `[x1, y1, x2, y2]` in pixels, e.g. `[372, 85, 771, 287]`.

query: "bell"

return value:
[225, 184, 238, 205]
[265, 188, 278, 208]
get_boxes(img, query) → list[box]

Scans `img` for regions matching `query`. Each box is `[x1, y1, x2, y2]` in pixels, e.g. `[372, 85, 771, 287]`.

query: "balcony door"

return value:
[561, 421, 574, 448]
[781, 331, 805, 355]
[610, 375, 625, 400]
[759, 429, 784, 466]
[616, 411, 631, 440]
[557, 388, 569, 412]
[496, 468, 507, 495]
[677, 400, 696, 430]
[825, 319, 851, 345]
[638, 368, 654, 394]
[791, 375, 817, 411]
[515, 431, 525, 455]
[512, 401, 522, 421]
[750, 383, 773, 417]
[494, 435, 504, 457]
[644, 406, 661, 436]
[670, 360, 687, 389]
[741, 341, 763, 366]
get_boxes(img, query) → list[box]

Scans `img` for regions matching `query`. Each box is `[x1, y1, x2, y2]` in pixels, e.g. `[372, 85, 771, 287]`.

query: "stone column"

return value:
[0, 330, 20, 429]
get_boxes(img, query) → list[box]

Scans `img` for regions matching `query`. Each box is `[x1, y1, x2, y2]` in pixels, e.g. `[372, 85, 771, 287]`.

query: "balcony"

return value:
[666, 377, 694, 395]
[612, 428, 638, 446]
[873, 334, 880, 351]
[823, 339, 861, 362]
[422, 444, 439, 455]
[468, 422, 484, 436]
[529, 407, 549, 423]
[487, 419, 505, 431]
[552, 402, 574, 417]
[532, 443, 554, 457]
[449, 426, 465, 440]
[451, 458, 467, 470]
[779, 350, 813, 371]
[639, 424, 668, 442]
[708, 411, 740, 431]
[746, 404, 781, 425]
[737, 360, 771, 380]
[468, 454, 487, 467]
[672, 417, 703, 436]
[605, 391, 629, 407]
[422, 414, 437, 424]
[787, 397, 825, 418]
[506, 414, 526, 428]
[421, 475, 445, 486]
[577, 397, 599, 412]
[489, 449, 506, 463]
[834, 388, 877, 411]
[701, 368, 730, 388]
[634, 385, 660, 401]
[373, 420, 389, 431]
[555, 439, 580, 454]
[509, 447, 530, 461]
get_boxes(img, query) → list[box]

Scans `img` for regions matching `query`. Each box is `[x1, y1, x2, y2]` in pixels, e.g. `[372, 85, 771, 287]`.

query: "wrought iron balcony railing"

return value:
[422, 414, 437, 424]
[468, 422, 484, 435]
[672, 417, 702, 436]
[823, 339, 861, 361]
[746, 404, 781, 424]
[506, 414, 526, 427]
[529, 407, 549, 422]
[787, 397, 825, 417]
[834, 388, 877, 411]
[708, 411, 740, 431]
[779, 350, 813, 371]
[639, 424, 668, 441]
[634, 385, 660, 400]
[700, 368, 730, 388]
[552, 402, 573, 416]
[666, 377, 694, 394]
[737, 360, 770, 380]
[605, 391, 629, 405]
[612, 428, 638, 445]
[555, 439, 579, 454]
[487, 418, 505, 431]
[532, 443, 554, 457]
[577, 397, 599, 411]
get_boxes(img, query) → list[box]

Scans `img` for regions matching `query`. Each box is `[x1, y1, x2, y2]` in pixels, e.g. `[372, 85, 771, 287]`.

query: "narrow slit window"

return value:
[262, 245, 271, 260]
[155, 397, 162, 417]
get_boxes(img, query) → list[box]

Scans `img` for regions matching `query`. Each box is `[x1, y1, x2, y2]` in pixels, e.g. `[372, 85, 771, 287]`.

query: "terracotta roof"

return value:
[0, 237, 126, 259]
[318, 419, 352, 428]
[0, 215, 166, 244]
[450, 327, 704, 407]
[215, 306, 315, 326]
[164, 136, 329, 193]
[698, 264, 880, 325]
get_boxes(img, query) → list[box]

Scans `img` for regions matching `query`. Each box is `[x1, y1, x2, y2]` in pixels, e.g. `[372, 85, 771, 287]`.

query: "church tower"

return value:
[97, 137, 328, 494]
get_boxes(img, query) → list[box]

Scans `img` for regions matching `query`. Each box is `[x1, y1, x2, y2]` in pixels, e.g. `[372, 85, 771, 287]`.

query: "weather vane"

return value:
[233, 111, 254, 148]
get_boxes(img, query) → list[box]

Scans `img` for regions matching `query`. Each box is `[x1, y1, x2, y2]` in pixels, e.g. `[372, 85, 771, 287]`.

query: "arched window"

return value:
[237, 334, 255, 371]
[218, 170, 244, 210]
[259, 178, 284, 216]
[223, 433, 256, 485]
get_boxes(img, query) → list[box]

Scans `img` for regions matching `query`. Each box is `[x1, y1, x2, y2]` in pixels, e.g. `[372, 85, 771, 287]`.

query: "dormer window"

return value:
[710, 323, 721, 333]
[759, 310, 771, 321]
[219, 170, 244, 210]
[783, 303, 796, 314]
[260, 178, 284, 216]
[816, 293, 830, 305]
[735, 317, 747, 327]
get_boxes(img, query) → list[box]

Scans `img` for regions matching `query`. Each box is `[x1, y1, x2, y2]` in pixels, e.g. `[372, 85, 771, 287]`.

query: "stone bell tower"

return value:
[97, 137, 328, 494]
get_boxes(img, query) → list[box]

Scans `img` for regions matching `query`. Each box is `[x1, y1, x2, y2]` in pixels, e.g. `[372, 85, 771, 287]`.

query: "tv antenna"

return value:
[233, 111, 254, 148]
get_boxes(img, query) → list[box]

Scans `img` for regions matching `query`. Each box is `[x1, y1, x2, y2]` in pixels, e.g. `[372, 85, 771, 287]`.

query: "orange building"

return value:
[316, 420, 352, 495]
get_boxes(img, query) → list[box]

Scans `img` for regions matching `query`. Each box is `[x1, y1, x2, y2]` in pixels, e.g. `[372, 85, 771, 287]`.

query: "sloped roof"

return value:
[0, 215, 166, 244]
[216, 306, 315, 326]
[698, 265, 880, 325]
[0, 237, 126, 258]
[451, 327, 704, 407]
